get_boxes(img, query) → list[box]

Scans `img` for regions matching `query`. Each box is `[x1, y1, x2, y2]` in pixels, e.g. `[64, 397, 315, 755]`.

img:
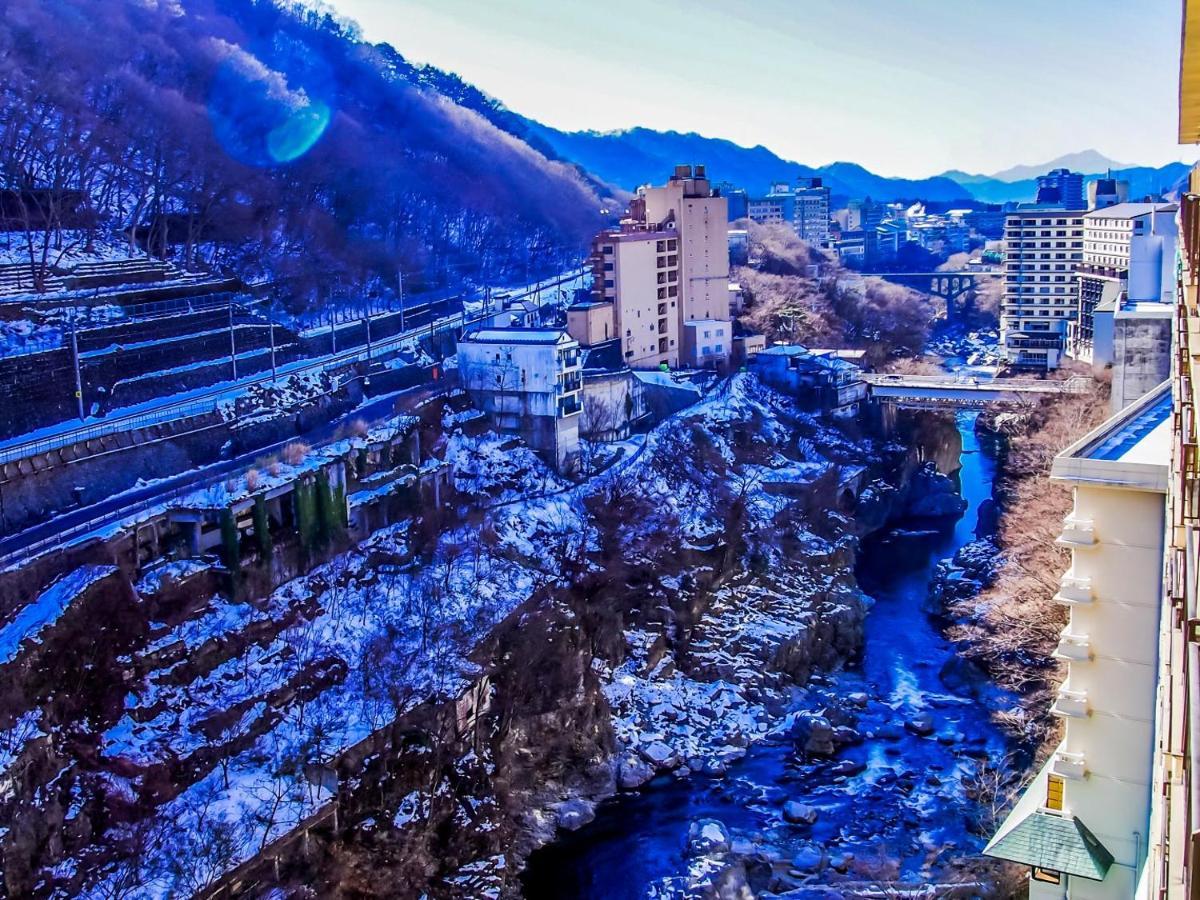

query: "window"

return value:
[1032, 868, 1062, 885]
[602, 245, 614, 254]
[604, 279, 614, 289]
[603, 262, 614, 271]
[1045, 774, 1064, 811]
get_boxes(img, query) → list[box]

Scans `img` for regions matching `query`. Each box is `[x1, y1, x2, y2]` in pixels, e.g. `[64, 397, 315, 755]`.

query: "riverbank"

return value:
[520, 408, 1013, 897]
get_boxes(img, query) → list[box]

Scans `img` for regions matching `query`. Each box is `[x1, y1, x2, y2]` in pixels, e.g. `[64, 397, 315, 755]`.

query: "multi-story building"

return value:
[747, 193, 789, 226]
[591, 165, 731, 369]
[847, 197, 886, 232]
[1000, 206, 1086, 370]
[1071, 202, 1178, 364]
[1088, 176, 1130, 211]
[794, 177, 831, 246]
[985, 383, 1171, 895]
[456, 328, 582, 471]
[715, 181, 748, 220]
[1037, 168, 1087, 210]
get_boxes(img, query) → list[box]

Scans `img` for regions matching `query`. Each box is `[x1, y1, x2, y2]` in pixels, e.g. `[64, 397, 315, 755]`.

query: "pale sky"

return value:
[326, 0, 1194, 179]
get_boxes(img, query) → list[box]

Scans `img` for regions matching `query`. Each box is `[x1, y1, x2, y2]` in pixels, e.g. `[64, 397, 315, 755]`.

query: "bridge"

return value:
[864, 373, 1091, 408]
[875, 269, 1002, 321]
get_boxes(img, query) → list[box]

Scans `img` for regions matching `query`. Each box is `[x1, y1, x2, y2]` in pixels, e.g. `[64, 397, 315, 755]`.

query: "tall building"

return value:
[985, 384, 1171, 896]
[1071, 202, 1178, 365]
[591, 165, 731, 369]
[794, 177, 831, 246]
[714, 181, 748, 220]
[1000, 206, 1086, 369]
[1037, 168, 1087, 210]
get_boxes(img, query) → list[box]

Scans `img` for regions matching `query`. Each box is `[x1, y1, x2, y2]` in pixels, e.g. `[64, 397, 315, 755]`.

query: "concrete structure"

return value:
[591, 165, 732, 370]
[1071, 203, 1177, 365]
[1109, 302, 1173, 413]
[847, 197, 886, 233]
[579, 368, 645, 442]
[566, 300, 615, 347]
[1000, 206, 1086, 370]
[751, 345, 867, 417]
[986, 383, 1170, 896]
[732, 333, 766, 366]
[456, 328, 582, 471]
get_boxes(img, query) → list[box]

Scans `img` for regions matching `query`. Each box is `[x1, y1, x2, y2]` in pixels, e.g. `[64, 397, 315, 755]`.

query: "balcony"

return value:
[558, 397, 581, 417]
[1057, 514, 1096, 547]
[1050, 686, 1090, 718]
[1054, 573, 1093, 605]
[1053, 629, 1092, 662]
[1051, 748, 1088, 781]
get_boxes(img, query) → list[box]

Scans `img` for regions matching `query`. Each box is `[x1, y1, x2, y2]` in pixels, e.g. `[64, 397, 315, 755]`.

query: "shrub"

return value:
[245, 468, 261, 491]
[283, 441, 310, 466]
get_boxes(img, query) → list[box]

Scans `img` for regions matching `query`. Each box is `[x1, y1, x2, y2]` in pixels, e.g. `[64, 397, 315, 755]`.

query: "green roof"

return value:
[984, 811, 1114, 881]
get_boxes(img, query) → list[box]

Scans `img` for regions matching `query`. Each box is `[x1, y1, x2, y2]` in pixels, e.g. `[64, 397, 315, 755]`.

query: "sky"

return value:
[326, 0, 1193, 179]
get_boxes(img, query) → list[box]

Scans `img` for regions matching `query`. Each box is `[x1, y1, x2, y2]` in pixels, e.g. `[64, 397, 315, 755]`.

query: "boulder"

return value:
[555, 798, 595, 831]
[938, 655, 991, 699]
[830, 759, 867, 777]
[617, 753, 656, 789]
[782, 801, 819, 825]
[687, 818, 731, 856]
[905, 712, 935, 736]
[791, 715, 836, 757]
[790, 841, 828, 873]
[904, 462, 968, 520]
[640, 740, 680, 771]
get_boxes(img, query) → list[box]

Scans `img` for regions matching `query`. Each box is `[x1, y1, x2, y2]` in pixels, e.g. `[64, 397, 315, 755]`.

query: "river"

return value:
[522, 410, 1011, 897]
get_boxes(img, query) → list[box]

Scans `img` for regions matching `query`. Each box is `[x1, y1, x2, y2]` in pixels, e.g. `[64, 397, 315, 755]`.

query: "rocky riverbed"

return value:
[522, 410, 1014, 898]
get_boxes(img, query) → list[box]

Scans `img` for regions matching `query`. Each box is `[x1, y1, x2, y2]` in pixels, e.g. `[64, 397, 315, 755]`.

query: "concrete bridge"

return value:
[875, 270, 1002, 321]
[865, 373, 1091, 408]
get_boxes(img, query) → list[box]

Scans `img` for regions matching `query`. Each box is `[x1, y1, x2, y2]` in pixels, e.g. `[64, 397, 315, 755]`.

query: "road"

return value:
[0, 380, 450, 564]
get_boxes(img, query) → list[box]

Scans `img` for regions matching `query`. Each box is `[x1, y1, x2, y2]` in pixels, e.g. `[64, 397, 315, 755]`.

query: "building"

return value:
[566, 299, 615, 347]
[456, 328, 582, 471]
[1070, 202, 1177, 365]
[750, 345, 867, 417]
[728, 228, 749, 264]
[1087, 176, 1130, 210]
[794, 177, 831, 246]
[847, 197, 886, 233]
[985, 384, 1171, 895]
[591, 164, 732, 370]
[715, 181, 748, 220]
[747, 194, 789, 226]
[1036, 168, 1087, 210]
[1000, 206, 1086, 370]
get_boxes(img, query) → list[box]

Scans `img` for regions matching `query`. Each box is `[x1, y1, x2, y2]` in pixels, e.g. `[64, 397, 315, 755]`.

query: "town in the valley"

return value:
[2, 2, 1200, 898]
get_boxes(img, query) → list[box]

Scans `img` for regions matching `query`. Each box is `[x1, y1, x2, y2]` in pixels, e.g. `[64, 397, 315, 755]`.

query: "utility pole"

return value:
[69, 308, 84, 421]
[398, 269, 406, 333]
[268, 309, 277, 382]
[364, 296, 373, 363]
[228, 295, 238, 380]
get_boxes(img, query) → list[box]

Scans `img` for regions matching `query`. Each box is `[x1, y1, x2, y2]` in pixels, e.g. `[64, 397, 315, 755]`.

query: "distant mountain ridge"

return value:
[514, 121, 975, 204]
[510, 123, 1191, 207]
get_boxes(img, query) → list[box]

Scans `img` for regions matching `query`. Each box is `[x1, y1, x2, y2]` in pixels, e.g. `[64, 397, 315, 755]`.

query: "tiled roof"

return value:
[461, 328, 569, 345]
[984, 811, 1114, 881]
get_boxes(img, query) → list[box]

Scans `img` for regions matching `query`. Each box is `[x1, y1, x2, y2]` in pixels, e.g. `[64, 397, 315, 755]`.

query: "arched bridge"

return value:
[864, 373, 1091, 408]
[875, 270, 1002, 321]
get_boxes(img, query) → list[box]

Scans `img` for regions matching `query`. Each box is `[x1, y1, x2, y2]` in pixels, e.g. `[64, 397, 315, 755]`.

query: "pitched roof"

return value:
[984, 811, 1114, 881]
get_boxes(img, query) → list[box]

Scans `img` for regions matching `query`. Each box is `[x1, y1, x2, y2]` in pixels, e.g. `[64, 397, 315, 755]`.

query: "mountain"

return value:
[515, 121, 974, 204]
[942, 162, 1193, 204]
[985, 150, 1133, 183]
[0, 0, 614, 302]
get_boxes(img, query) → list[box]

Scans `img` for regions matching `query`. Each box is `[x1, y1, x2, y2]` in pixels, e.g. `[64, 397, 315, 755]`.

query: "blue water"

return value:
[522, 411, 1009, 897]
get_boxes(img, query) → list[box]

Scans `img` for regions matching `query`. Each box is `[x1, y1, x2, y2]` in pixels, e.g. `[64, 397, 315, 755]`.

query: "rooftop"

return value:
[1083, 202, 1178, 220]
[757, 344, 811, 357]
[461, 328, 573, 346]
[1051, 381, 1171, 490]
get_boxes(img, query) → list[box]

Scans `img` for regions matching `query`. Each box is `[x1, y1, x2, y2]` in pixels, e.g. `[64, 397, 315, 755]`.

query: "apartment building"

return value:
[592, 165, 732, 370]
[1037, 168, 1087, 210]
[1071, 202, 1177, 366]
[794, 177, 832, 246]
[456, 328, 582, 471]
[1000, 206, 1086, 370]
[985, 384, 1171, 895]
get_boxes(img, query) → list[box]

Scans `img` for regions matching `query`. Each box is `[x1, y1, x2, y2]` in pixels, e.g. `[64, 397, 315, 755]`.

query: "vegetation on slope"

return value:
[0, 0, 615, 308]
